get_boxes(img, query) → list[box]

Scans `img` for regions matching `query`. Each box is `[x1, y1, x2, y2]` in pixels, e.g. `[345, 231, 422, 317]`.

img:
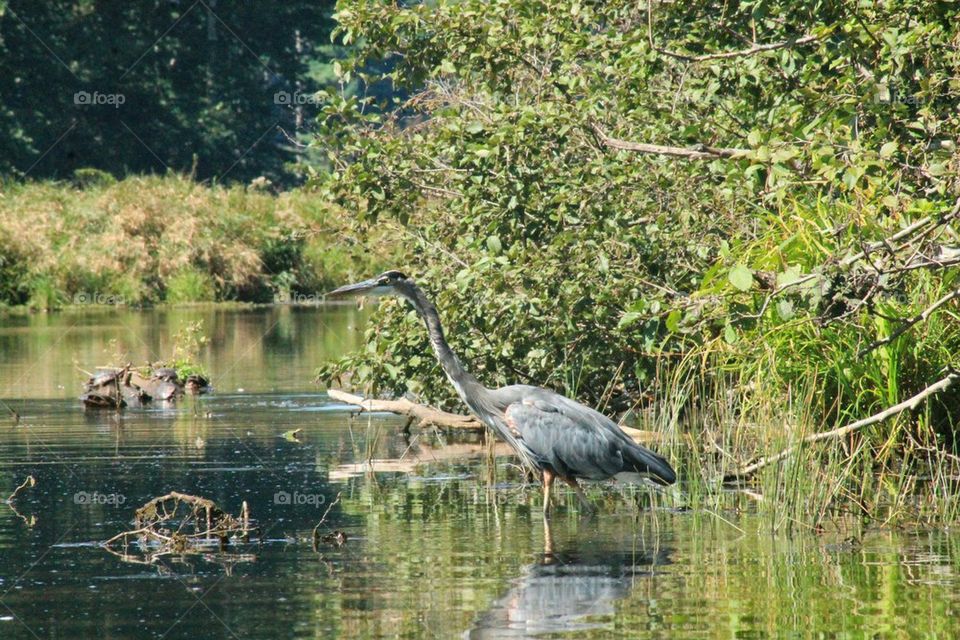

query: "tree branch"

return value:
[327, 389, 484, 430]
[591, 123, 750, 160]
[740, 195, 960, 321]
[327, 389, 663, 443]
[654, 33, 821, 63]
[857, 287, 960, 357]
[726, 372, 960, 480]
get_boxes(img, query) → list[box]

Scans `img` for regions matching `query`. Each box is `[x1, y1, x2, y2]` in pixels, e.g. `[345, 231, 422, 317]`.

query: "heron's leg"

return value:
[542, 513, 555, 561]
[542, 469, 554, 515]
[562, 477, 595, 514]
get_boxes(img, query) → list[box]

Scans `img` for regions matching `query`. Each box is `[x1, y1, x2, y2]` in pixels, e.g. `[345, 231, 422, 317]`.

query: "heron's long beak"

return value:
[328, 278, 402, 300]
[326, 278, 380, 298]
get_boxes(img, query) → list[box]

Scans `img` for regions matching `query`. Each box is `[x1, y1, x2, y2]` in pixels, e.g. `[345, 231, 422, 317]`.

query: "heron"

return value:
[328, 270, 676, 513]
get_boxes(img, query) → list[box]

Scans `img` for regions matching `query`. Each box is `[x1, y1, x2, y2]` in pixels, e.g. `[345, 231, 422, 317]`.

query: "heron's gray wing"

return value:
[496, 386, 676, 484]
[504, 398, 626, 480]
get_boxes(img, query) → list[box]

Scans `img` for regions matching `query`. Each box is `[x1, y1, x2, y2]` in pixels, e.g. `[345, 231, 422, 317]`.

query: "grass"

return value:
[165, 268, 217, 304]
[0, 173, 396, 310]
[637, 334, 960, 533]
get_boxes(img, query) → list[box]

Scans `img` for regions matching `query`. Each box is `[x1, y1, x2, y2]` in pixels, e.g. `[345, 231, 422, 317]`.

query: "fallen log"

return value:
[326, 389, 664, 444]
[327, 389, 484, 430]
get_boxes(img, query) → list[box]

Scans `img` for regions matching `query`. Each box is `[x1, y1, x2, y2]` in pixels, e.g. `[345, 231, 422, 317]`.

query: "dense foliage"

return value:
[0, 0, 338, 185]
[317, 0, 960, 442]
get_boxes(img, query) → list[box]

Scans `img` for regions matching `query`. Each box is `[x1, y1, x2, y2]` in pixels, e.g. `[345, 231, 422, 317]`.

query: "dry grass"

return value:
[0, 174, 393, 308]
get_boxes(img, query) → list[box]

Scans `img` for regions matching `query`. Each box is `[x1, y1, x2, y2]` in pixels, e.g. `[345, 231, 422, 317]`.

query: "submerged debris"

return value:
[5, 475, 36, 503]
[320, 530, 348, 547]
[102, 491, 256, 565]
[3, 475, 37, 527]
[311, 492, 344, 552]
[281, 428, 303, 442]
[80, 363, 211, 409]
[1, 398, 20, 424]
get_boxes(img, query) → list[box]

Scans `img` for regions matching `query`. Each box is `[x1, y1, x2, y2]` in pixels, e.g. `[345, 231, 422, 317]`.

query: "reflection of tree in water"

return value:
[466, 519, 671, 638]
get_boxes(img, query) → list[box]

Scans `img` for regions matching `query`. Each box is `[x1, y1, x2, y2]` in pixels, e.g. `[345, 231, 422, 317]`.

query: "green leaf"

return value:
[281, 429, 303, 442]
[665, 309, 682, 332]
[879, 141, 898, 158]
[776, 299, 795, 321]
[486, 235, 502, 253]
[776, 266, 802, 287]
[728, 265, 754, 291]
[723, 323, 738, 344]
[618, 311, 642, 329]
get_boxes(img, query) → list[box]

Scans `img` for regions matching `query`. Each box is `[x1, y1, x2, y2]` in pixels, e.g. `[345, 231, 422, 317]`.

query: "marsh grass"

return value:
[0, 174, 394, 309]
[636, 348, 960, 533]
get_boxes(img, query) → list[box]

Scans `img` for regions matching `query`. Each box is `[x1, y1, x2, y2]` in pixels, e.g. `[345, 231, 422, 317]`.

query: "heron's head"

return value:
[326, 270, 414, 300]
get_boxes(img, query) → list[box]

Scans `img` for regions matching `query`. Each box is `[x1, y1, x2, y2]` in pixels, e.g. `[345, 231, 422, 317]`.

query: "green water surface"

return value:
[0, 307, 957, 639]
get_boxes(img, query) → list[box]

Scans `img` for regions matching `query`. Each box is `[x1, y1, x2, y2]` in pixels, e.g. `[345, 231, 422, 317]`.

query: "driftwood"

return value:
[311, 492, 346, 552]
[328, 389, 484, 430]
[3, 475, 36, 527]
[102, 491, 255, 565]
[327, 389, 664, 444]
[727, 372, 960, 480]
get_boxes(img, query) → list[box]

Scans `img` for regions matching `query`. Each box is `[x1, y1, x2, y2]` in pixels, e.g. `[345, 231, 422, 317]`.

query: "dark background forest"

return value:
[0, 0, 338, 186]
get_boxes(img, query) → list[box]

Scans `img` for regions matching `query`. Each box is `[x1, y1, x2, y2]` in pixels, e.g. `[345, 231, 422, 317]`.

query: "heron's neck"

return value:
[405, 286, 492, 413]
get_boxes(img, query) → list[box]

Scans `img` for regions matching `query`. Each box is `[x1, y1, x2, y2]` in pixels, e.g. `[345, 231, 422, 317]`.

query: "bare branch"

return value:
[657, 33, 821, 63]
[839, 196, 960, 268]
[591, 123, 750, 160]
[327, 389, 663, 444]
[858, 287, 960, 357]
[727, 372, 960, 480]
[328, 389, 484, 430]
[312, 491, 342, 550]
[742, 195, 960, 320]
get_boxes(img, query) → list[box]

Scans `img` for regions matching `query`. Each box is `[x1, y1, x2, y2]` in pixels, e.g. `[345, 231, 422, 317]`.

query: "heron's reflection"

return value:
[466, 517, 671, 638]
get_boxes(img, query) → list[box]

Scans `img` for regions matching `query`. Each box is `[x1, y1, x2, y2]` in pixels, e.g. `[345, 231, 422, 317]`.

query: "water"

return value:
[1, 307, 958, 639]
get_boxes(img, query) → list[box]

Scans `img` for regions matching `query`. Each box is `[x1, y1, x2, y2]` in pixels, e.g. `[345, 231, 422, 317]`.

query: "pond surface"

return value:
[0, 307, 958, 639]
